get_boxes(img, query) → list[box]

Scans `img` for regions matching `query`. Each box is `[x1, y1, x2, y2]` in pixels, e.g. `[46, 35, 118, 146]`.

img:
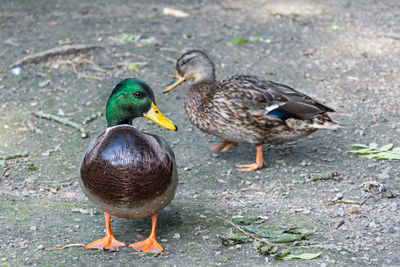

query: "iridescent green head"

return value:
[106, 78, 177, 130]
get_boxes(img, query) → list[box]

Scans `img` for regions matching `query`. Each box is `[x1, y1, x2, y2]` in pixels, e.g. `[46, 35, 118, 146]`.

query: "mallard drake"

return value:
[79, 78, 178, 252]
[164, 50, 340, 171]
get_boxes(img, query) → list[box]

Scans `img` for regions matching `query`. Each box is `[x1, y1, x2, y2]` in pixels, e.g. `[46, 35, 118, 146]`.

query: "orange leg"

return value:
[129, 214, 163, 253]
[237, 145, 265, 171]
[210, 140, 235, 152]
[85, 212, 126, 250]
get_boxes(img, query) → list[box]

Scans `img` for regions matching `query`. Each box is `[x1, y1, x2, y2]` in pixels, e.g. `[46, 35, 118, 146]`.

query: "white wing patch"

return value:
[264, 103, 285, 115]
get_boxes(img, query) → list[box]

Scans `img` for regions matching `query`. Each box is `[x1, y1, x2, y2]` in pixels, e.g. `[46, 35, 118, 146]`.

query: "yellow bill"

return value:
[163, 71, 186, 93]
[143, 102, 177, 131]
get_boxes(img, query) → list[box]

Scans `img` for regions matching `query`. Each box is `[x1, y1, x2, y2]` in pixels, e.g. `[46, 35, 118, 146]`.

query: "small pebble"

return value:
[335, 219, 345, 229]
[302, 209, 312, 214]
[11, 67, 21, 76]
[173, 233, 181, 240]
[347, 207, 360, 214]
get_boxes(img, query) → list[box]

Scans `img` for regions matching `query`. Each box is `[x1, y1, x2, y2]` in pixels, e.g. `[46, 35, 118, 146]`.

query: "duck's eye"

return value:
[134, 92, 143, 98]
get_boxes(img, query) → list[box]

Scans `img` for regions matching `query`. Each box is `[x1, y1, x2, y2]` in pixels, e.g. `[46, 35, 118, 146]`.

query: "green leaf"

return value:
[221, 228, 250, 245]
[91, 66, 106, 72]
[347, 143, 400, 160]
[254, 240, 278, 255]
[241, 225, 283, 238]
[228, 38, 248, 45]
[182, 34, 193, 39]
[271, 227, 313, 243]
[369, 143, 378, 149]
[249, 36, 260, 42]
[273, 248, 291, 259]
[271, 233, 305, 243]
[27, 165, 39, 172]
[381, 187, 397, 198]
[347, 148, 374, 154]
[312, 172, 335, 181]
[392, 147, 400, 153]
[109, 33, 141, 43]
[330, 25, 339, 30]
[280, 252, 323, 260]
[108, 33, 154, 45]
[379, 143, 394, 151]
[285, 227, 313, 236]
[348, 144, 369, 148]
[374, 152, 400, 160]
[127, 64, 139, 71]
[232, 217, 265, 225]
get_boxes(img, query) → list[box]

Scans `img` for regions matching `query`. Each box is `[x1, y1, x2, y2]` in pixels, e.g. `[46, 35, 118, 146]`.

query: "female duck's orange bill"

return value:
[163, 71, 186, 93]
[143, 102, 177, 131]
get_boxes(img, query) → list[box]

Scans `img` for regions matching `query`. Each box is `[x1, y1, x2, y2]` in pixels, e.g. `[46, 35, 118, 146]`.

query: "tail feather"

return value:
[286, 113, 343, 131]
[309, 114, 342, 130]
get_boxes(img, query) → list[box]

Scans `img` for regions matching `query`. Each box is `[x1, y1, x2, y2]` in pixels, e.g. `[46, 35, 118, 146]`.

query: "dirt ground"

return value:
[1, 0, 399, 266]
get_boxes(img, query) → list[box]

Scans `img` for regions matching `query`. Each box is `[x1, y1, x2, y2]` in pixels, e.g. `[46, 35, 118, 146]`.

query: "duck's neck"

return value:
[106, 100, 136, 127]
[193, 69, 215, 83]
[184, 80, 218, 132]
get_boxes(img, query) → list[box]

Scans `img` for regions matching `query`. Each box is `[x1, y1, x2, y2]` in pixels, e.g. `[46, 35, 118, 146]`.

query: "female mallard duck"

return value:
[164, 50, 340, 171]
[79, 78, 178, 252]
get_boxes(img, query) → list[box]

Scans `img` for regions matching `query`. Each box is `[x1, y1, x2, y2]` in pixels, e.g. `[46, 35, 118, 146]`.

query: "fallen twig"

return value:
[379, 34, 400, 40]
[4, 39, 20, 48]
[71, 208, 98, 215]
[71, 65, 103, 81]
[327, 199, 360, 205]
[45, 243, 85, 251]
[327, 195, 375, 206]
[82, 112, 102, 125]
[311, 171, 340, 182]
[360, 195, 378, 205]
[10, 44, 103, 67]
[216, 216, 266, 243]
[0, 153, 29, 160]
[31, 111, 88, 138]
[1, 165, 11, 180]
[102, 61, 148, 70]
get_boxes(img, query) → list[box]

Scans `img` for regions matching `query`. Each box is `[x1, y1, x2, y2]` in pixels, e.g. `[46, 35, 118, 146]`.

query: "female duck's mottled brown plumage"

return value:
[79, 78, 178, 252]
[164, 50, 340, 171]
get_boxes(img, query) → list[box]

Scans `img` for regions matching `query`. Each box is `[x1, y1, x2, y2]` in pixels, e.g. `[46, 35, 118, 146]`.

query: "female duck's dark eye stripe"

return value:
[182, 56, 195, 65]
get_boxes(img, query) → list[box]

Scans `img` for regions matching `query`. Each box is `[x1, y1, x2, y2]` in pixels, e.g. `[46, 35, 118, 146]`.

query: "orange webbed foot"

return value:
[129, 237, 163, 253]
[236, 162, 263, 171]
[210, 141, 235, 152]
[85, 212, 126, 250]
[85, 235, 126, 250]
[130, 213, 163, 253]
[236, 144, 264, 171]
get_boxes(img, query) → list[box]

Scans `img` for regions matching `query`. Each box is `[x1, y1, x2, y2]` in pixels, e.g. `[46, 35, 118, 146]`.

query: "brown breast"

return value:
[80, 126, 173, 208]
